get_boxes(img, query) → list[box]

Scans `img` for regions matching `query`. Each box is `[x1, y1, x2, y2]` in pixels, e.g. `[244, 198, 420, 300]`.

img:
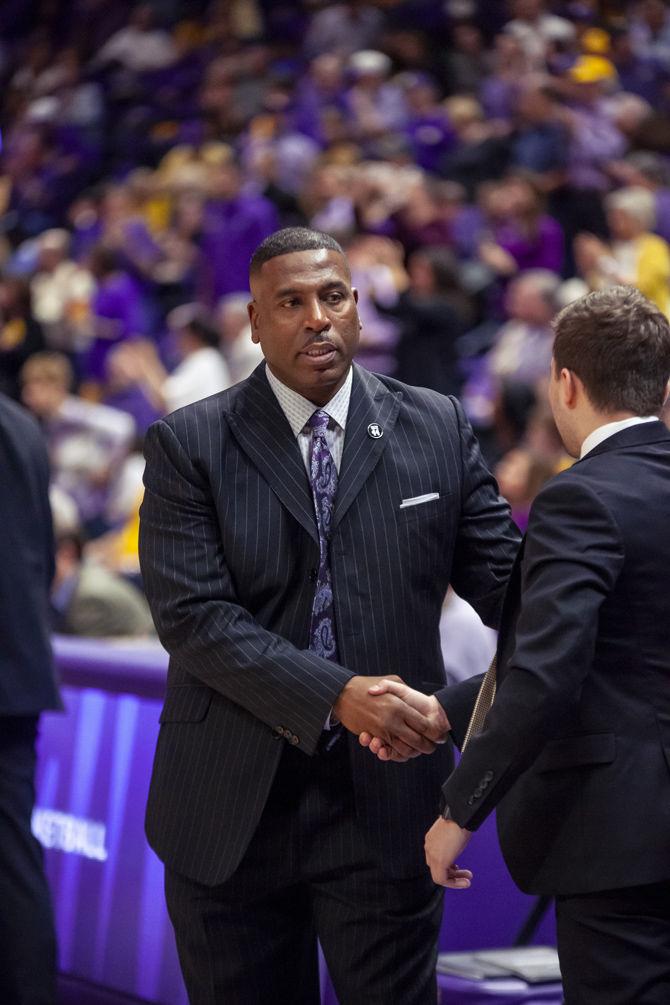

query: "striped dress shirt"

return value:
[265, 363, 352, 473]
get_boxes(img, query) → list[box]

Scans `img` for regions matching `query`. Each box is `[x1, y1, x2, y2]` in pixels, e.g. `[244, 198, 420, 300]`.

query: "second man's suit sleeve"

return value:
[437, 475, 625, 830]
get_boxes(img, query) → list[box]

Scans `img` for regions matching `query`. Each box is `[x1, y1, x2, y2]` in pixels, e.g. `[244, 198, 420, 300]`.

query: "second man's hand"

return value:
[358, 679, 451, 761]
[333, 675, 443, 756]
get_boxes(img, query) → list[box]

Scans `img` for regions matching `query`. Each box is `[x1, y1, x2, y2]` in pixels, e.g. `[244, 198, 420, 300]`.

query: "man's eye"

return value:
[326, 293, 344, 304]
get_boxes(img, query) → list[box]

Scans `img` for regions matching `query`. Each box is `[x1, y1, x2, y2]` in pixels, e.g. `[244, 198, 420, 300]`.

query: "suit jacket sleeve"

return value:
[436, 475, 624, 829]
[448, 398, 521, 631]
[139, 418, 353, 755]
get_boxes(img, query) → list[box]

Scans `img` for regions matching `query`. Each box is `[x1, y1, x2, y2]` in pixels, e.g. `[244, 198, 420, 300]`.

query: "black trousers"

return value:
[166, 740, 443, 1005]
[0, 716, 57, 1005]
[556, 880, 670, 1005]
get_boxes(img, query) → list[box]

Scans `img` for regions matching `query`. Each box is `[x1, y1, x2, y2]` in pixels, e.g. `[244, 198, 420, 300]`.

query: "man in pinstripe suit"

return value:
[139, 228, 520, 1004]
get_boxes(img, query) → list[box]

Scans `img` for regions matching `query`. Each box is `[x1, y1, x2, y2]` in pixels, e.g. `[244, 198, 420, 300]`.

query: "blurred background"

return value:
[3, 1, 670, 1001]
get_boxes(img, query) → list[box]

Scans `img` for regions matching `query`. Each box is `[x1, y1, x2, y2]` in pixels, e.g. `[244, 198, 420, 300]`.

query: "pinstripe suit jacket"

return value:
[139, 363, 519, 885]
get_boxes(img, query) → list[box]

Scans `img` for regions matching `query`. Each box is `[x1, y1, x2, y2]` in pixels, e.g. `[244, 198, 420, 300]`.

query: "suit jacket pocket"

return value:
[159, 686, 213, 723]
[397, 494, 450, 524]
[535, 732, 615, 773]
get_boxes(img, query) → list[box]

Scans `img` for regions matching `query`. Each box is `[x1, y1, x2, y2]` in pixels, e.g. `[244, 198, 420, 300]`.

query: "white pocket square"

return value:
[399, 492, 440, 509]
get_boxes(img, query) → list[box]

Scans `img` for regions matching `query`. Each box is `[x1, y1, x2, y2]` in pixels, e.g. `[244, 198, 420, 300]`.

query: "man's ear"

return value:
[248, 300, 260, 344]
[561, 367, 580, 410]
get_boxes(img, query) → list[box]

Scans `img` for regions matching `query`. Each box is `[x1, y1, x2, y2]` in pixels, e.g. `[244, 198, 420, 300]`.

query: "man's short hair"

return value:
[250, 228, 345, 277]
[553, 285, 670, 415]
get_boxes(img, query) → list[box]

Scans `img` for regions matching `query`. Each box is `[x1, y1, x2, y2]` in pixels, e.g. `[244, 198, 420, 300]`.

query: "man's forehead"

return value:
[253, 248, 351, 290]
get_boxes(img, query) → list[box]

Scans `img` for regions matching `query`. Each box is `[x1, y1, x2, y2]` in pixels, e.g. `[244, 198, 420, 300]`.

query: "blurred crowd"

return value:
[2, 0, 670, 638]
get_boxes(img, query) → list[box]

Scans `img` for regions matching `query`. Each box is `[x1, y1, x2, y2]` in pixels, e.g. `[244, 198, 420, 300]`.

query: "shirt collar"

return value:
[580, 415, 658, 459]
[264, 364, 353, 438]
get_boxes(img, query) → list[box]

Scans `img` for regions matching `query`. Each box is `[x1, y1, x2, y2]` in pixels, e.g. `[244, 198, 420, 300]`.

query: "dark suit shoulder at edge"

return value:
[0, 392, 44, 440]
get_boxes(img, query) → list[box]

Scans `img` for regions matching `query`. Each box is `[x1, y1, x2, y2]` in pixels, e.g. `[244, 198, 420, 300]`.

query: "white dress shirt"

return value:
[580, 416, 658, 459]
[264, 364, 352, 473]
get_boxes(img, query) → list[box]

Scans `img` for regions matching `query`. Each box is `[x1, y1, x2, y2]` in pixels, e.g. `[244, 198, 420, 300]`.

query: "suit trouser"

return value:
[556, 880, 670, 1005]
[0, 716, 57, 1005]
[165, 738, 443, 1005]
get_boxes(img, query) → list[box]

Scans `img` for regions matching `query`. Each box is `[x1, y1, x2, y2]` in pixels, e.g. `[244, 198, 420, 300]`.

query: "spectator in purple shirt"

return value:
[401, 74, 456, 175]
[480, 33, 533, 121]
[85, 245, 148, 384]
[197, 159, 278, 307]
[292, 54, 349, 143]
[611, 27, 670, 106]
[479, 174, 564, 278]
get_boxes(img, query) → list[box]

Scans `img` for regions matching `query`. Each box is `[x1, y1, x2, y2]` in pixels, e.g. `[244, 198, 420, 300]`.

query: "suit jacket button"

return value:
[290, 735, 300, 745]
[309, 568, 318, 582]
[467, 796, 475, 806]
[474, 786, 483, 798]
[484, 771, 494, 781]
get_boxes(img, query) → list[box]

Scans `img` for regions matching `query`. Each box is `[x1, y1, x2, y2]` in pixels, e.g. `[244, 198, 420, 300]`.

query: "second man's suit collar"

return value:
[580, 416, 658, 459]
[576, 418, 670, 463]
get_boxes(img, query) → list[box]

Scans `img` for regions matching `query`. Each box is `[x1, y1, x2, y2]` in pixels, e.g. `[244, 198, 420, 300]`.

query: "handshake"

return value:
[332, 676, 450, 762]
[333, 677, 473, 890]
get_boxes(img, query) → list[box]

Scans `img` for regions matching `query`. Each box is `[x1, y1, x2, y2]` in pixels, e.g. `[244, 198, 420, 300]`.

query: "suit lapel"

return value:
[333, 365, 401, 531]
[227, 366, 319, 545]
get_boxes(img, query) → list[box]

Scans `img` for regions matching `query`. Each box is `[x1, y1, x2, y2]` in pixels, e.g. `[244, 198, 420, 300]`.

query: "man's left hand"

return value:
[424, 817, 473, 889]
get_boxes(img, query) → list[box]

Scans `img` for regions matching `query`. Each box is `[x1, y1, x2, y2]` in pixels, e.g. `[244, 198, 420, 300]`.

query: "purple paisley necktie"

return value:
[306, 409, 339, 661]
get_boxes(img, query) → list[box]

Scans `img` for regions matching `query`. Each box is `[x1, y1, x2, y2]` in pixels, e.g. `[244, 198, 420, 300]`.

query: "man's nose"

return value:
[305, 298, 330, 333]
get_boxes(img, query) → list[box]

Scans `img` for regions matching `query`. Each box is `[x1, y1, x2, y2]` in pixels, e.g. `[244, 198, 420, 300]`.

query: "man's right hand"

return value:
[358, 679, 451, 762]
[333, 675, 444, 757]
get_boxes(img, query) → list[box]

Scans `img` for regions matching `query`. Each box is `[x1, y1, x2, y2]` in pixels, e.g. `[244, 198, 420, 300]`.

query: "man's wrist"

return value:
[429, 694, 451, 736]
[440, 800, 455, 822]
[439, 792, 458, 822]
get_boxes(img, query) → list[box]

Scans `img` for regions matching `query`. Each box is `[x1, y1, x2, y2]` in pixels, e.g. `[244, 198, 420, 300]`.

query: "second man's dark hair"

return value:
[553, 285, 670, 415]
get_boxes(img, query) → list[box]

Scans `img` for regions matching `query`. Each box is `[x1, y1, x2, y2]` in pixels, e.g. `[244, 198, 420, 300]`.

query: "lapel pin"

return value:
[367, 423, 383, 439]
